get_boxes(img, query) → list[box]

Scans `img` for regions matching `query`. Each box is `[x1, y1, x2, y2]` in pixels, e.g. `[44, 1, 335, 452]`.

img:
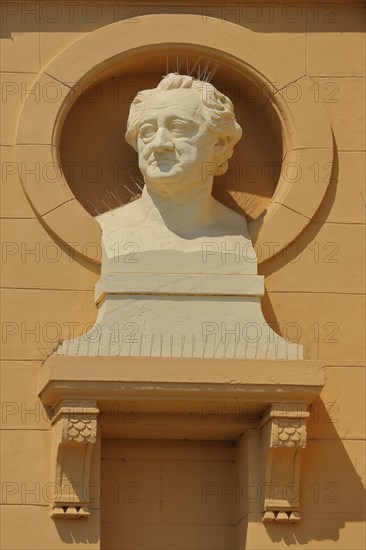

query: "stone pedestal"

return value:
[57, 272, 302, 360]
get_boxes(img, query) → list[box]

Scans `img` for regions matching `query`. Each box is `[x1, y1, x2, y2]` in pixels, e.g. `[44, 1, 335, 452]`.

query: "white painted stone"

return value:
[58, 294, 301, 360]
[94, 273, 265, 303]
[57, 74, 302, 360]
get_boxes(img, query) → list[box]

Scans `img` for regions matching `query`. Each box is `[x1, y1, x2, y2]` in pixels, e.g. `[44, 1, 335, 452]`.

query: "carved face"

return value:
[137, 88, 218, 191]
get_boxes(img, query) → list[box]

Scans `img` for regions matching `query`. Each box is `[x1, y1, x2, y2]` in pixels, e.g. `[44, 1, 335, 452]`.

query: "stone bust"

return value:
[97, 73, 256, 275]
[58, 74, 302, 360]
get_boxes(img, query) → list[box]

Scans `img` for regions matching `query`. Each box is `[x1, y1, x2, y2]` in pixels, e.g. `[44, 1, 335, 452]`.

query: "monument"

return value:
[57, 73, 302, 359]
[7, 5, 360, 545]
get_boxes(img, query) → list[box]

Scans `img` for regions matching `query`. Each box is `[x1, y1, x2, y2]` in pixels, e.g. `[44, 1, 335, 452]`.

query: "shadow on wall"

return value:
[261, 416, 365, 546]
[54, 513, 100, 545]
[260, 133, 339, 275]
[259, 135, 340, 358]
[257, 132, 363, 366]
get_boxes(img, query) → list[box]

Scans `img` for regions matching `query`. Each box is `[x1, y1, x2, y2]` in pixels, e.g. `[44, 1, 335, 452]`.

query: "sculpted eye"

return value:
[139, 124, 156, 141]
[170, 121, 188, 136]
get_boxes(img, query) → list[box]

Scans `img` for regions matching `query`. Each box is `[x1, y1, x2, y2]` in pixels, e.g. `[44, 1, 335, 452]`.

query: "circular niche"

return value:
[16, 14, 333, 264]
[60, 48, 283, 224]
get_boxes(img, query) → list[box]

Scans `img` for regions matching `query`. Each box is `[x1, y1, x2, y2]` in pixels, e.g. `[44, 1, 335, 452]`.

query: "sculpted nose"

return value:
[152, 127, 173, 151]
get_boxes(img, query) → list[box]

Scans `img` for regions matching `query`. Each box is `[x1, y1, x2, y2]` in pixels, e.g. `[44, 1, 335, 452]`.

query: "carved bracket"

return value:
[50, 400, 99, 519]
[261, 403, 309, 524]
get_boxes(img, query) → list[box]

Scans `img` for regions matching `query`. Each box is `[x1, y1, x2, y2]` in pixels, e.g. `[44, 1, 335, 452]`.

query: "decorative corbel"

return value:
[261, 403, 309, 523]
[50, 400, 99, 519]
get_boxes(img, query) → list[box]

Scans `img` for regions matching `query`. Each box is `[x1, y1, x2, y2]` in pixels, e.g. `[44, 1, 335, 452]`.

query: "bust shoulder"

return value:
[209, 198, 250, 238]
[97, 199, 145, 235]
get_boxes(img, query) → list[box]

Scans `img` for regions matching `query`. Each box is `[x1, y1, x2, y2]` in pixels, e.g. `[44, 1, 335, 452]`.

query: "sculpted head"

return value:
[125, 73, 242, 193]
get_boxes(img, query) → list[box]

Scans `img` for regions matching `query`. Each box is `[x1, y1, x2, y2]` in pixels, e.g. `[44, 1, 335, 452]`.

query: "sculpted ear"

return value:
[214, 136, 228, 153]
[214, 136, 233, 174]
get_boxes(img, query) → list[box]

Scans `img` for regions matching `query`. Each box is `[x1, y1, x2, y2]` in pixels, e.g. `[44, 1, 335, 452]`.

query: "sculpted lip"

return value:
[149, 157, 176, 165]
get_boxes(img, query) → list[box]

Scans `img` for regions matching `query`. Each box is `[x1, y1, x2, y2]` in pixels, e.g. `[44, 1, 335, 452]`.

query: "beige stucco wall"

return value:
[1, 1, 365, 549]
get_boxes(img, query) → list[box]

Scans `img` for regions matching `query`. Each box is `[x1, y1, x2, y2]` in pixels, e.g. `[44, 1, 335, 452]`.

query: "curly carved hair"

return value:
[125, 73, 242, 175]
